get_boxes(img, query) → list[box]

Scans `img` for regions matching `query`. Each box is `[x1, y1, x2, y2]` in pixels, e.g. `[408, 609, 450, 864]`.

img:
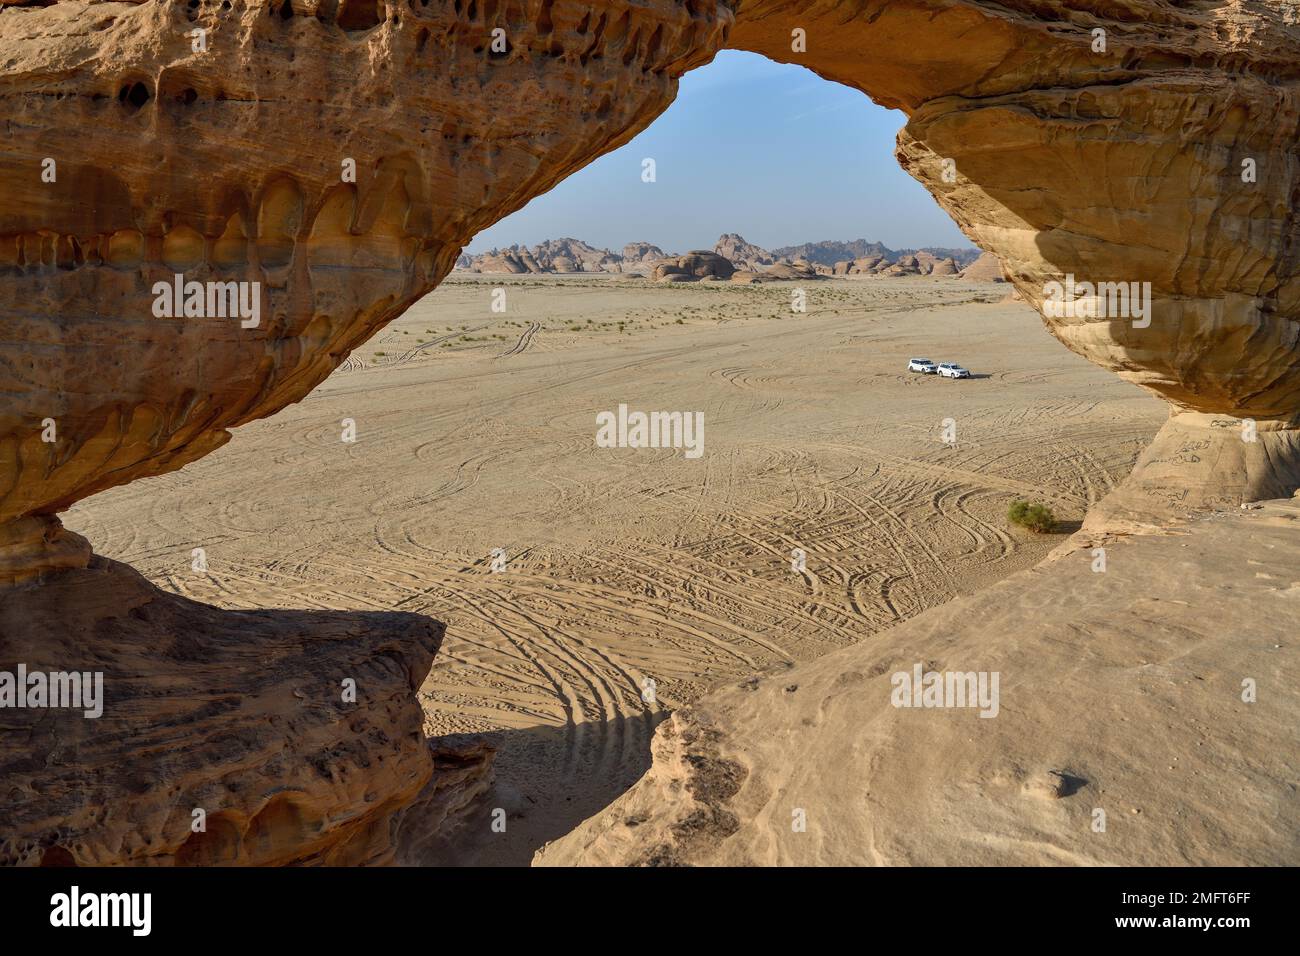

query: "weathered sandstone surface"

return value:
[6, 0, 1298, 561]
[3, 0, 1300, 865]
[0, 0, 726, 862]
[730, 0, 1300, 519]
[0, 557, 492, 865]
[0, 0, 730, 581]
[537, 499, 1300, 866]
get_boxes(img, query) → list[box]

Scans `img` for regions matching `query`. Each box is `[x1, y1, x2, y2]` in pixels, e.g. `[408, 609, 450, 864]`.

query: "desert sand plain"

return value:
[64, 274, 1169, 864]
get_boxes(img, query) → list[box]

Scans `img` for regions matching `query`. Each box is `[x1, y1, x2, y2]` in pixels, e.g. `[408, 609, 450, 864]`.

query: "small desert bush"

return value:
[1007, 500, 1056, 533]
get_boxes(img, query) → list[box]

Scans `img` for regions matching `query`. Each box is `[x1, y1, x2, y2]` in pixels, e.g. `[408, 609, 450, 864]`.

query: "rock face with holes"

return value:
[727, 0, 1300, 525]
[0, 556, 494, 866]
[2, 0, 1300, 865]
[0, 0, 728, 865]
[0, 0, 730, 582]
[3, 0, 1299, 570]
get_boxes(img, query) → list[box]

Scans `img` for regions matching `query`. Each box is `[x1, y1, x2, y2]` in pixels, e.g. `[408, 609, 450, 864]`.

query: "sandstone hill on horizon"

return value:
[455, 232, 982, 278]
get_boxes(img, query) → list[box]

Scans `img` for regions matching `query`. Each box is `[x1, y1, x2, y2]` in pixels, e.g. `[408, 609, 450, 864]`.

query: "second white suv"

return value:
[937, 363, 971, 379]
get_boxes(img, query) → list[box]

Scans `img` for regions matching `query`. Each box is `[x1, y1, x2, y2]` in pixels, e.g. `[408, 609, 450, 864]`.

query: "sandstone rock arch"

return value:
[1, 0, 1297, 863]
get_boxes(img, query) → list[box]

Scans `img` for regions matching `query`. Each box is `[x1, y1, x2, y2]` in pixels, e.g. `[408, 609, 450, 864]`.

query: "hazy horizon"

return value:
[465, 51, 973, 255]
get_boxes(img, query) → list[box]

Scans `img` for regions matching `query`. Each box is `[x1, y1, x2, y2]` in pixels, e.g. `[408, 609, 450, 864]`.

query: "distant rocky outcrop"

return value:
[828, 251, 970, 278]
[474, 252, 529, 274]
[622, 241, 670, 267]
[827, 253, 945, 277]
[904, 246, 984, 268]
[714, 233, 775, 271]
[775, 239, 981, 270]
[457, 236, 981, 277]
[764, 258, 823, 280]
[912, 251, 941, 272]
[832, 255, 882, 275]
[774, 238, 893, 267]
[532, 237, 620, 272]
[654, 251, 736, 282]
[885, 254, 922, 276]
[460, 237, 625, 274]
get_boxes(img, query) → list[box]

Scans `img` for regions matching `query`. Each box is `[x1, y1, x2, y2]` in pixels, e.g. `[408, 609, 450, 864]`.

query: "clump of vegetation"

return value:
[1007, 500, 1056, 533]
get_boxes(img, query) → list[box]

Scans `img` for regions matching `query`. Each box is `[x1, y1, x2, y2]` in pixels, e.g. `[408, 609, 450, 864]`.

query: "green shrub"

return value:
[1008, 500, 1056, 533]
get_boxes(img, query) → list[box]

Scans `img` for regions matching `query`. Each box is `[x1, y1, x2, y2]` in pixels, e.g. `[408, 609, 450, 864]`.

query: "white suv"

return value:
[937, 363, 971, 379]
[908, 358, 937, 374]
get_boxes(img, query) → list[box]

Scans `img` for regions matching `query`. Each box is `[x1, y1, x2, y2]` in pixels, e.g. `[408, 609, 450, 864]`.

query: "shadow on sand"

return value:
[417, 713, 668, 866]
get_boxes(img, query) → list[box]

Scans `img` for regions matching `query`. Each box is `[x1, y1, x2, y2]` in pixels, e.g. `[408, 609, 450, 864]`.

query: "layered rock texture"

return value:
[728, 0, 1300, 520]
[3, 0, 1300, 865]
[0, 0, 727, 865]
[0, 0, 730, 583]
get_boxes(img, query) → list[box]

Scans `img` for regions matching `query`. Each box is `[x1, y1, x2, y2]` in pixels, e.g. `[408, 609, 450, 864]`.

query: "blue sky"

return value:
[466, 51, 972, 255]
